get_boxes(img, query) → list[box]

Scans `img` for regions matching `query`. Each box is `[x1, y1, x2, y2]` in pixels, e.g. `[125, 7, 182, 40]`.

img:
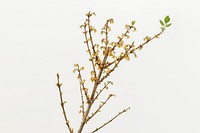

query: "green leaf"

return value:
[159, 20, 164, 26]
[166, 23, 172, 27]
[131, 21, 136, 25]
[133, 27, 137, 32]
[164, 16, 170, 23]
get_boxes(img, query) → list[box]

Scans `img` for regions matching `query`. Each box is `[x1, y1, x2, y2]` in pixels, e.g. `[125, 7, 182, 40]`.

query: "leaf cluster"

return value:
[160, 15, 172, 32]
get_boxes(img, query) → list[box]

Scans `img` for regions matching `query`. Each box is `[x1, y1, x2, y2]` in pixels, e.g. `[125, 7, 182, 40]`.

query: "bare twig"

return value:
[77, 66, 90, 103]
[91, 107, 130, 133]
[134, 31, 163, 51]
[83, 21, 97, 79]
[78, 71, 85, 118]
[86, 94, 115, 123]
[87, 12, 96, 55]
[56, 73, 74, 133]
[94, 81, 113, 101]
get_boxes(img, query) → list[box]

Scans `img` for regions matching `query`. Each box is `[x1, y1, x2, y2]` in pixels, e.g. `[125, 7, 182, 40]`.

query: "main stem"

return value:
[78, 53, 109, 133]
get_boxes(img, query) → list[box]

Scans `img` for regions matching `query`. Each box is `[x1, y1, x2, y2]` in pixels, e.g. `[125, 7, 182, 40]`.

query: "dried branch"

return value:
[83, 16, 97, 79]
[86, 94, 115, 123]
[77, 70, 85, 118]
[99, 44, 133, 83]
[99, 31, 163, 84]
[56, 12, 171, 133]
[91, 107, 130, 133]
[73, 64, 90, 117]
[56, 73, 74, 133]
[87, 12, 96, 54]
[94, 81, 113, 101]
[134, 31, 163, 51]
[77, 53, 109, 133]
[111, 24, 133, 52]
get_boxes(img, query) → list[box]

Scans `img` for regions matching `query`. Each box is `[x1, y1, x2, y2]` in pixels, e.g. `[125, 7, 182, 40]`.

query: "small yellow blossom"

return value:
[74, 63, 79, 67]
[109, 19, 114, 24]
[125, 24, 130, 30]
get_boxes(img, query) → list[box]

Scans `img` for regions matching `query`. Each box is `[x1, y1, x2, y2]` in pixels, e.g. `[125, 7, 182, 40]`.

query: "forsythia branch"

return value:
[83, 21, 97, 80]
[90, 107, 131, 133]
[94, 81, 113, 101]
[56, 73, 74, 133]
[86, 94, 115, 123]
[99, 31, 164, 83]
[55, 11, 171, 133]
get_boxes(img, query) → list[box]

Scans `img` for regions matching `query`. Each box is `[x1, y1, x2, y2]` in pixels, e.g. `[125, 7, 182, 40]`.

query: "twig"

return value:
[56, 73, 74, 133]
[77, 52, 108, 133]
[86, 94, 114, 123]
[93, 81, 113, 101]
[78, 71, 85, 118]
[87, 13, 96, 55]
[83, 22, 97, 79]
[134, 31, 163, 51]
[99, 31, 163, 83]
[99, 45, 133, 84]
[111, 25, 133, 52]
[77, 66, 90, 103]
[91, 107, 130, 133]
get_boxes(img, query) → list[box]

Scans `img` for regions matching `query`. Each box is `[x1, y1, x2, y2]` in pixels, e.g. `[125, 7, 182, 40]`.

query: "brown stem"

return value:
[78, 47, 109, 133]
[91, 107, 130, 133]
[56, 73, 74, 133]
[86, 94, 114, 123]
[78, 72, 85, 118]
[83, 24, 97, 79]
[134, 31, 163, 51]
[100, 31, 163, 83]
[93, 81, 112, 101]
[77, 67, 90, 103]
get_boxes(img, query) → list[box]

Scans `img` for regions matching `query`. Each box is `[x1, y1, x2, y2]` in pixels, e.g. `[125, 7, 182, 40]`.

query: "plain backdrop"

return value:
[0, 0, 200, 133]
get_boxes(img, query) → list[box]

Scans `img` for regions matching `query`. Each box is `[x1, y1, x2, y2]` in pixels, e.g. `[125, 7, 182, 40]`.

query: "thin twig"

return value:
[99, 31, 163, 83]
[111, 25, 133, 52]
[87, 14, 96, 55]
[77, 67, 90, 103]
[134, 31, 163, 51]
[91, 107, 130, 133]
[93, 81, 112, 101]
[78, 71, 85, 118]
[86, 94, 114, 123]
[83, 22, 97, 79]
[83, 11, 101, 81]
[56, 73, 74, 133]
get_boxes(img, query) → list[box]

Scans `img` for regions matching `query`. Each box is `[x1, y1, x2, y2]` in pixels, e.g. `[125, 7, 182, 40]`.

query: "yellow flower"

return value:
[74, 63, 79, 67]
[109, 19, 114, 24]
[125, 54, 130, 61]
[80, 66, 84, 71]
[125, 25, 130, 30]
[93, 28, 97, 33]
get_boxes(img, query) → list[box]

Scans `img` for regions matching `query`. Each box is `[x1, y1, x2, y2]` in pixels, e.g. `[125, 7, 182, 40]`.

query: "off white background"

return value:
[0, 0, 200, 133]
